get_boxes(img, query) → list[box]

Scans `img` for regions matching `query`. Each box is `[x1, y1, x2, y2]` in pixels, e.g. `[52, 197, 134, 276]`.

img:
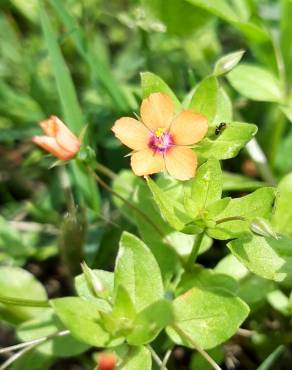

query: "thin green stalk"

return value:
[0, 295, 50, 308]
[173, 325, 222, 370]
[0, 330, 69, 370]
[147, 346, 168, 370]
[88, 167, 166, 238]
[186, 232, 204, 270]
[95, 162, 117, 180]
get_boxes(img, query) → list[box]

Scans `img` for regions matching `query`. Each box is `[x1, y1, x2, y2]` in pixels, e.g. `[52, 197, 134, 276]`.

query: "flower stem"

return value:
[186, 232, 204, 270]
[0, 330, 69, 370]
[147, 346, 168, 370]
[173, 325, 222, 370]
[88, 167, 165, 238]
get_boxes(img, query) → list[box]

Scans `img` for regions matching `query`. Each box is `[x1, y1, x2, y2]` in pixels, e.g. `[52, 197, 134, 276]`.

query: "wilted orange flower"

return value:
[32, 116, 80, 161]
[97, 352, 116, 370]
[112, 93, 208, 180]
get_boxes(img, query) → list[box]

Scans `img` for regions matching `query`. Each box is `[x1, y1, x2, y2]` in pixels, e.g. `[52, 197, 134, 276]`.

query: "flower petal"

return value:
[112, 117, 150, 150]
[131, 149, 164, 176]
[170, 110, 208, 145]
[140, 92, 174, 132]
[32, 136, 75, 161]
[165, 146, 197, 181]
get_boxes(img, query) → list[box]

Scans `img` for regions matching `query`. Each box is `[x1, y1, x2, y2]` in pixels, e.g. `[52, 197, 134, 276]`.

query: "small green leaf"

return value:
[256, 345, 285, 370]
[185, 0, 239, 22]
[167, 286, 249, 349]
[267, 290, 290, 316]
[146, 177, 188, 231]
[185, 158, 222, 218]
[114, 232, 164, 312]
[17, 310, 89, 357]
[214, 50, 245, 76]
[279, 105, 292, 122]
[196, 122, 258, 160]
[227, 64, 283, 103]
[223, 171, 266, 192]
[141, 72, 181, 110]
[177, 266, 239, 296]
[208, 187, 275, 240]
[0, 267, 48, 324]
[51, 297, 118, 347]
[272, 173, 292, 235]
[189, 76, 219, 122]
[228, 235, 292, 282]
[213, 87, 233, 125]
[127, 299, 174, 345]
[102, 285, 136, 337]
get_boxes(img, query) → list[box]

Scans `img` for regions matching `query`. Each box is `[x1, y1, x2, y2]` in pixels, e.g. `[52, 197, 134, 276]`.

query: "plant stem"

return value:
[0, 330, 69, 370]
[173, 325, 222, 370]
[88, 167, 165, 238]
[147, 346, 168, 370]
[186, 232, 204, 270]
[0, 294, 50, 308]
[95, 162, 117, 180]
[0, 330, 69, 354]
[162, 348, 173, 368]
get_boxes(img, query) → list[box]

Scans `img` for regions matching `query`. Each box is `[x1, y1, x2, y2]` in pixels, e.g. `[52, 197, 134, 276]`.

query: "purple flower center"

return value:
[148, 128, 174, 154]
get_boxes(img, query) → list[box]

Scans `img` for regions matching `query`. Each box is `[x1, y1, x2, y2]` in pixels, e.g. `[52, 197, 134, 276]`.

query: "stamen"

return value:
[148, 128, 174, 154]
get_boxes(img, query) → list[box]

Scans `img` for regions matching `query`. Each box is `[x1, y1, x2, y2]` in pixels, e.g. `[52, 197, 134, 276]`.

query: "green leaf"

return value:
[185, 158, 222, 218]
[114, 232, 164, 312]
[280, 0, 292, 84]
[140, 72, 181, 110]
[177, 266, 239, 296]
[51, 297, 118, 347]
[191, 346, 224, 370]
[196, 122, 258, 160]
[228, 235, 292, 282]
[102, 285, 136, 338]
[146, 177, 188, 231]
[214, 50, 245, 76]
[10, 0, 39, 22]
[272, 173, 292, 235]
[127, 299, 174, 345]
[185, 0, 239, 22]
[50, 0, 130, 112]
[40, 4, 100, 211]
[116, 346, 152, 370]
[17, 310, 89, 357]
[189, 76, 219, 123]
[227, 64, 283, 103]
[223, 171, 266, 192]
[208, 187, 276, 240]
[167, 286, 249, 349]
[279, 105, 292, 123]
[213, 87, 233, 125]
[0, 267, 48, 324]
[267, 290, 290, 316]
[143, 0, 211, 36]
[256, 345, 285, 370]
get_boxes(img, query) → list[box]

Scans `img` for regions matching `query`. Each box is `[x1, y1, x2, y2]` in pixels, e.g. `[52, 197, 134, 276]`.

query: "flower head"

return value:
[97, 352, 116, 370]
[32, 116, 80, 161]
[112, 93, 208, 180]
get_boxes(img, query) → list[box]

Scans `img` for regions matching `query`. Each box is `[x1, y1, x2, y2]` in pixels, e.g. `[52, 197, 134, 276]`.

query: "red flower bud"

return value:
[97, 352, 116, 370]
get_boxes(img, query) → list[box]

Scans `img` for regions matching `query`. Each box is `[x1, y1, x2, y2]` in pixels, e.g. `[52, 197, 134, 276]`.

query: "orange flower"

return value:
[32, 116, 80, 161]
[112, 93, 208, 180]
[97, 352, 116, 370]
